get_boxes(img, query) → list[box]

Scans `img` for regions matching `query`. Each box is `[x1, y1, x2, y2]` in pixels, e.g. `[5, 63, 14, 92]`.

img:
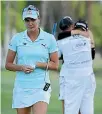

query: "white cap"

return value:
[22, 5, 39, 20]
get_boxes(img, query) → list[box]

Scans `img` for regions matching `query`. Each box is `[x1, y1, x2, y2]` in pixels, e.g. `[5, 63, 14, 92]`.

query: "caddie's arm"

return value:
[88, 30, 95, 48]
[71, 29, 89, 37]
[88, 30, 95, 60]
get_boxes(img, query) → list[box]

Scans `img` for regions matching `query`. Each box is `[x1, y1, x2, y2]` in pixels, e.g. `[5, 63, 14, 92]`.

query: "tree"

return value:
[1, 1, 10, 68]
[1, 1, 26, 68]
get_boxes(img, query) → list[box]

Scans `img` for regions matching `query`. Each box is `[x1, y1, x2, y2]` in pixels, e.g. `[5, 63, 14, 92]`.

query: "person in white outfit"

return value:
[57, 19, 96, 114]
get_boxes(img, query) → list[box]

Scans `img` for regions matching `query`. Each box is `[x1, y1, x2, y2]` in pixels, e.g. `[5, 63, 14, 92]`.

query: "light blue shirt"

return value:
[57, 35, 93, 76]
[9, 28, 58, 88]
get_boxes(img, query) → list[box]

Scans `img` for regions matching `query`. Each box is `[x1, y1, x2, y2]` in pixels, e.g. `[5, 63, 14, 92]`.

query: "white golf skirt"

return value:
[12, 87, 51, 108]
[59, 73, 96, 114]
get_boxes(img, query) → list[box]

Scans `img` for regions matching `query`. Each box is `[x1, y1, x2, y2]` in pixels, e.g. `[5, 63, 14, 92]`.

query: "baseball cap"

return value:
[59, 16, 74, 30]
[74, 19, 88, 31]
[22, 5, 39, 20]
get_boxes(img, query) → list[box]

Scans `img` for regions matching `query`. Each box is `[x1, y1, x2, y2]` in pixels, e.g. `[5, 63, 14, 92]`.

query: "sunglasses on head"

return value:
[23, 5, 39, 12]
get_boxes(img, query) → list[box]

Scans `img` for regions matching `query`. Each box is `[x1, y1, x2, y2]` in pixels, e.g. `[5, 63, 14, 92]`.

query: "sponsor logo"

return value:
[76, 42, 86, 48]
[23, 43, 27, 45]
[41, 44, 46, 47]
[26, 10, 32, 15]
[9, 43, 12, 46]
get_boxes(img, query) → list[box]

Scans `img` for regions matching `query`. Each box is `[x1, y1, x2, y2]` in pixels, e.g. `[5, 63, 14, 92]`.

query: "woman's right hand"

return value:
[21, 65, 34, 74]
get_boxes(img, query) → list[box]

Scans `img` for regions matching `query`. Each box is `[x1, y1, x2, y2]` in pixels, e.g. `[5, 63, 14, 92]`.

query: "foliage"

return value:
[72, 1, 102, 48]
[1, 1, 26, 44]
[1, 1, 102, 48]
[91, 3, 102, 47]
[1, 2, 5, 45]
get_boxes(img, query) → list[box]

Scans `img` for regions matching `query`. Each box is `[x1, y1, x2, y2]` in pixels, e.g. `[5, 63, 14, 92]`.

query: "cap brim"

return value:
[23, 15, 38, 20]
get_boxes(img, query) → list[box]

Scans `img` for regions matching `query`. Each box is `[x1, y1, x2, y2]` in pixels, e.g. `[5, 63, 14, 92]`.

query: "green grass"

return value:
[1, 67, 102, 114]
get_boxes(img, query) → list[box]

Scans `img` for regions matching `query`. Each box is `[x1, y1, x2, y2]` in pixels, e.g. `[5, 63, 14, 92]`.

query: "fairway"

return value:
[1, 68, 102, 114]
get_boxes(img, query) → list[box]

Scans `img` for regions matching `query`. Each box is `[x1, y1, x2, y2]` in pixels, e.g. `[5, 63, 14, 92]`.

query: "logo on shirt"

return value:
[41, 43, 46, 46]
[9, 43, 12, 46]
[41, 44, 46, 47]
[72, 40, 87, 51]
[23, 43, 27, 45]
[76, 42, 86, 48]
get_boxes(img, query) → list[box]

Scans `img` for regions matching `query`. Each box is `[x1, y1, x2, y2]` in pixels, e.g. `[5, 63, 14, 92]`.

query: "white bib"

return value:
[57, 35, 93, 76]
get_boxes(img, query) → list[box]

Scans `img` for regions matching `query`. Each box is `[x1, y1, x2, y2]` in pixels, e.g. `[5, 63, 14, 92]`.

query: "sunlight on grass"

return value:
[1, 55, 102, 114]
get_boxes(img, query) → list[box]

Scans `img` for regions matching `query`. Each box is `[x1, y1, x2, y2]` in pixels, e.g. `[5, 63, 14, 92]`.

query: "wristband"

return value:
[21, 65, 23, 71]
[46, 63, 49, 70]
[91, 47, 95, 60]
[32, 64, 36, 69]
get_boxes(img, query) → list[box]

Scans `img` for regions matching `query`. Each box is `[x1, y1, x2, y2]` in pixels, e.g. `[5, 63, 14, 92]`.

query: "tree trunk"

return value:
[2, 1, 10, 68]
[40, 1, 48, 29]
[85, 1, 92, 28]
[11, 1, 17, 36]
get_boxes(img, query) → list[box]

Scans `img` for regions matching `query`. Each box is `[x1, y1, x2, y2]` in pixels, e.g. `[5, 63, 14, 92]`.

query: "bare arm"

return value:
[36, 52, 59, 70]
[5, 50, 34, 73]
[71, 30, 89, 38]
[88, 30, 95, 60]
[5, 50, 22, 71]
[88, 30, 95, 48]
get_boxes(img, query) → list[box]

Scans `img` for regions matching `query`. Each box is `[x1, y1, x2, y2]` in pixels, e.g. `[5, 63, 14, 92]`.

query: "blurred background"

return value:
[1, 1, 102, 114]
